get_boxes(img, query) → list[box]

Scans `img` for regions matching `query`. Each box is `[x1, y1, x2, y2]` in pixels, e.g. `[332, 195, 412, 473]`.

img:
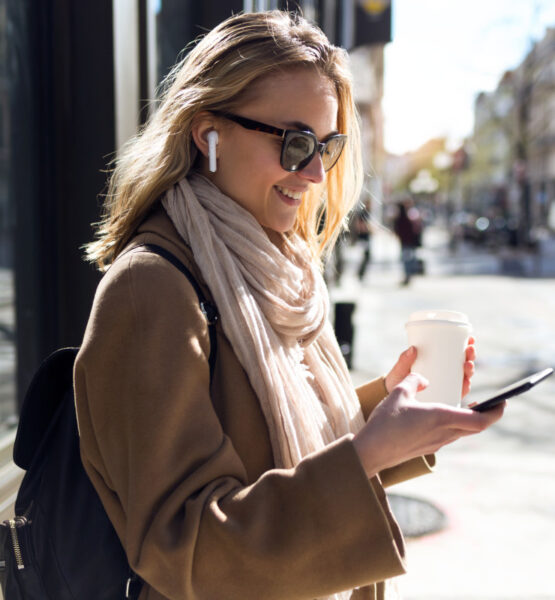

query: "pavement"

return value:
[0, 267, 15, 428]
[330, 227, 555, 599]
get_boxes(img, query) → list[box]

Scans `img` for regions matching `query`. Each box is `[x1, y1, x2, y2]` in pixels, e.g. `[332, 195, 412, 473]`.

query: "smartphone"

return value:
[468, 367, 553, 412]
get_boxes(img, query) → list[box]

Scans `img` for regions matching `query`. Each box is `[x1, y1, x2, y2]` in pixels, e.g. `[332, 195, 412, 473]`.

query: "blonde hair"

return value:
[86, 10, 363, 270]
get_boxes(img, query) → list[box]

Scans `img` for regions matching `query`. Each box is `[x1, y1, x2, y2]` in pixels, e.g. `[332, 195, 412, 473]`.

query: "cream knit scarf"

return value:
[163, 173, 367, 600]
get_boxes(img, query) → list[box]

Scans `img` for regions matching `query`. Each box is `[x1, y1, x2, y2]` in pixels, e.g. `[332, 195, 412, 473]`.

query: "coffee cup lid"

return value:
[406, 310, 470, 326]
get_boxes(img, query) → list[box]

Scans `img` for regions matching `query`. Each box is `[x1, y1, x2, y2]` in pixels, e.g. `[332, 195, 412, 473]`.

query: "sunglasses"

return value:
[211, 111, 347, 172]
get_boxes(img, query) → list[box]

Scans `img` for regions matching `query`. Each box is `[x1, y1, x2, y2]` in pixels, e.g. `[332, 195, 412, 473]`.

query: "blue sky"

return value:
[382, 0, 555, 154]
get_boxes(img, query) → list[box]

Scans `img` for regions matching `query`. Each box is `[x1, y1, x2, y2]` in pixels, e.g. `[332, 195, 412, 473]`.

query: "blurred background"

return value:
[0, 1, 554, 598]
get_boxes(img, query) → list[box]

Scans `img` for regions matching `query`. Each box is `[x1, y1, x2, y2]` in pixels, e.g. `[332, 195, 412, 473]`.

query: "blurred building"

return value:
[524, 27, 555, 228]
[347, 1, 392, 217]
[351, 44, 387, 211]
[464, 26, 555, 241]
[468, 72, 515, 215]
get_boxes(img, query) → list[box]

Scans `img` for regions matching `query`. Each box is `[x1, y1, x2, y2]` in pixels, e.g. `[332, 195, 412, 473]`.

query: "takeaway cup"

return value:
[405, 310, 471, 406]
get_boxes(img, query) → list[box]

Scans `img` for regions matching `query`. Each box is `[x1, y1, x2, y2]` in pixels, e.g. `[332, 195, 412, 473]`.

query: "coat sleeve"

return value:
[356, 379, 436, 487]
[74, 252, 407, 600]
[356, 377, 388, 420]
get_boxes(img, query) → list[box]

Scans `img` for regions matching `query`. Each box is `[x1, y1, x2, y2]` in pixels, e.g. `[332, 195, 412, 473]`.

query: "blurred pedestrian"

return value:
[352, 198, 373, 281]
[393, 199, 423, 285]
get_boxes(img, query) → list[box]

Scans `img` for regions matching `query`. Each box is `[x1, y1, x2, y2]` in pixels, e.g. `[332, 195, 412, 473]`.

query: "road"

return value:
[331, 227, 555, 600]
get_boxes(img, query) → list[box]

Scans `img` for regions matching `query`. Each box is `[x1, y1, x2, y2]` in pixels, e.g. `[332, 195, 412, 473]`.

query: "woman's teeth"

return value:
[276, 186, 303, 201]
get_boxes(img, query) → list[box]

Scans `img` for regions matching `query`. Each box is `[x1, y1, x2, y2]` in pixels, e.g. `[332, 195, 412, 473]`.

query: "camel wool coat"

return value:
[74, 205, 435, 600]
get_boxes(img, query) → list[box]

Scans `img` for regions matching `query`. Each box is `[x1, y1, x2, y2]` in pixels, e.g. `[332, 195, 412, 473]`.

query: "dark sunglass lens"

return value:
[321, 136, 346, 171]
[282, 132, 316, 171]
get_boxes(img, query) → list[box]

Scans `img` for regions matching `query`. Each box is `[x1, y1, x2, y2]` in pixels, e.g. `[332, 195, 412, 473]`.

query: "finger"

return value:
[462, 378, 471, 397]
[397, 346, 417, 371]
[463, 360, 475, 379]
[479, 401, 506, 423]
[446, 402, 505, 431]
[465, 344, 476, 362]
[385, 346, 417, 393]
[462, 361, 475, 397]
[397, 371, 429, 395]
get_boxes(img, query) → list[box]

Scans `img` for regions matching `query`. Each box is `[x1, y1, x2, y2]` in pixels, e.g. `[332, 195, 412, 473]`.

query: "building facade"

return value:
[465, 26, 555, 241]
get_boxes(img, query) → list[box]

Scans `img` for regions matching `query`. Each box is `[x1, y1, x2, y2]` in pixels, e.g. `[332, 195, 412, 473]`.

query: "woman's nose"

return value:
[297, 152, 325, 183]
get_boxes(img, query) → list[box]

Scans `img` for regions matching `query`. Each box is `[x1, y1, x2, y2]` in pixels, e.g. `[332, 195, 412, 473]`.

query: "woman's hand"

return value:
[353, 372, 504, 478]
[384, 337, 476, 398]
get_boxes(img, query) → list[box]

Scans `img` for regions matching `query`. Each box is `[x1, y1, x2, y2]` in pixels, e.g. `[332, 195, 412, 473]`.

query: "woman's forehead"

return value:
[237, 68, 339, 133]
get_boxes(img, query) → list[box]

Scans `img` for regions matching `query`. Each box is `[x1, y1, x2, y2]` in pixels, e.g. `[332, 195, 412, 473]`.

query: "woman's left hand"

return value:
[384, 337, 476, 397]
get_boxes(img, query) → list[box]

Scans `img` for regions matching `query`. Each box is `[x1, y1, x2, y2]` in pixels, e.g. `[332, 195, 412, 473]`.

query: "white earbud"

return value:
[207, 130, 219, 173]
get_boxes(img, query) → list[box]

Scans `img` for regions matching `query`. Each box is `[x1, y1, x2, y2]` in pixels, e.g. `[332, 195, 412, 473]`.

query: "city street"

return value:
[332, 227, 555, 600]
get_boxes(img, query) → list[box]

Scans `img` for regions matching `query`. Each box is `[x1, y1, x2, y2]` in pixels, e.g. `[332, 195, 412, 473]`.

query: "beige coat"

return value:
[74, 206, 434, 600]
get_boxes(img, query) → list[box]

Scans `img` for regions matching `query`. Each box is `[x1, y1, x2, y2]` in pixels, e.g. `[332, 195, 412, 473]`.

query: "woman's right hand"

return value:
[352, 372, 505, 478]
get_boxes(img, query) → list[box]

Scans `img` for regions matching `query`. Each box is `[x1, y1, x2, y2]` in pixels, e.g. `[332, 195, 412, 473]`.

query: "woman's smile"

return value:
[275, 185, 304, 206]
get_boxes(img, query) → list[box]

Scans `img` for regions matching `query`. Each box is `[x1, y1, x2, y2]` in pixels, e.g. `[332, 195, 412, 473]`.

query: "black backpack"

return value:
[0, 244, 218, 599]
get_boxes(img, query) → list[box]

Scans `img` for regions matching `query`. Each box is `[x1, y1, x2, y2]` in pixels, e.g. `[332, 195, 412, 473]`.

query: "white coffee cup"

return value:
[405, 310, 471, 406]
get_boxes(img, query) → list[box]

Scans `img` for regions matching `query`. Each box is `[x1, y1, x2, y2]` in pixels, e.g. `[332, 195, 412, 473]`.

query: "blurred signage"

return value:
[355, 0, 392, 46]
[358, 0, 391, 17]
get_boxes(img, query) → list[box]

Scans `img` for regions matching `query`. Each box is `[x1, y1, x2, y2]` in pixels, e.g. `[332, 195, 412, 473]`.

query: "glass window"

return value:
[0, 0, 16, 432]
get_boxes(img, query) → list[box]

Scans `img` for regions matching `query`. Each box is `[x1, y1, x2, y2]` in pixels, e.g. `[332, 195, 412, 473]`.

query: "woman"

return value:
[74, 11, 503, 600]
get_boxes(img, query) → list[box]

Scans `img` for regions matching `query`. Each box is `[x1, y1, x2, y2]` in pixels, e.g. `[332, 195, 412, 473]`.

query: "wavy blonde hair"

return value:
[86, 10, 363, 270]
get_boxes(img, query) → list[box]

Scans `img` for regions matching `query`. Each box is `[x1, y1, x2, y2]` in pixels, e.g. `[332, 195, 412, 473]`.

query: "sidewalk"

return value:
[330, 233, 555, 599]
[0, 267, 15, 428]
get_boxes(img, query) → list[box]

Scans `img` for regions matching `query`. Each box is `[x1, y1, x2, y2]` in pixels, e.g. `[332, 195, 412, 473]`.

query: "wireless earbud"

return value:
[207, 130, 219, 173]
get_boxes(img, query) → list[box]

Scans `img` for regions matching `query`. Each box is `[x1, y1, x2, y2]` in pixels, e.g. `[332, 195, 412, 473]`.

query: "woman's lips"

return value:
[275, 185, 303, 206]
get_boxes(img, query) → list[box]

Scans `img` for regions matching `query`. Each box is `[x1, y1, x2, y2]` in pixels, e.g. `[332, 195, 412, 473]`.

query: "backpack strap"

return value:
[120, 244, 218, 598]
[131, 243, 219, 381]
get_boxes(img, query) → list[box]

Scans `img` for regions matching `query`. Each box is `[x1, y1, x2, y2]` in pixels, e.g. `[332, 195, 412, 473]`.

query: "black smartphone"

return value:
[468, 367, 554, 412]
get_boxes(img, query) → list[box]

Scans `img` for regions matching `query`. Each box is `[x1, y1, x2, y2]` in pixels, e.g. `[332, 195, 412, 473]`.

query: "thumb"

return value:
[398, 346, 417, 371]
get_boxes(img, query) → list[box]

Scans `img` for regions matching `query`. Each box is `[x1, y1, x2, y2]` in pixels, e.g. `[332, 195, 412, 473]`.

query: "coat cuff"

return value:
[356, 376, 388, 420]
[308, 435, 408, 588]
[380, 454, 436, 488]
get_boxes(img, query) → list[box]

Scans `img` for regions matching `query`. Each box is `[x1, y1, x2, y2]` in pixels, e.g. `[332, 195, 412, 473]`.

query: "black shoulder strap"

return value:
[133, 243, 219, 381]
